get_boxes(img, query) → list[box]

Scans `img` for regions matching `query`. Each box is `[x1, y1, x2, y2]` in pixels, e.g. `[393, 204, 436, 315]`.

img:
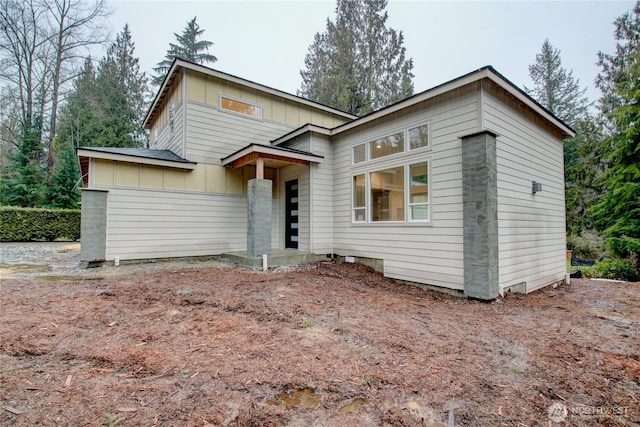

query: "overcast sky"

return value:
[106, 0, 636, 106]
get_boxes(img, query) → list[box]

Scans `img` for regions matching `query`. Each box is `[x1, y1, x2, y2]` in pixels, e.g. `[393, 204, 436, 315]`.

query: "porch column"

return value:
[247, 178, 272, 258]
[462, 131, 499, 300]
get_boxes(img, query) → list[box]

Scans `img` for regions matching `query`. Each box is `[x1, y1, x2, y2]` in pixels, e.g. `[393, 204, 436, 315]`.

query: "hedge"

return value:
[0, 206, 81, 241]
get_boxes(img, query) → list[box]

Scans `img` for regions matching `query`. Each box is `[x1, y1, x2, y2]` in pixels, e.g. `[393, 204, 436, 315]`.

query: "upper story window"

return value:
[220, 95, 263, 120]
[352, 121, 430, 165]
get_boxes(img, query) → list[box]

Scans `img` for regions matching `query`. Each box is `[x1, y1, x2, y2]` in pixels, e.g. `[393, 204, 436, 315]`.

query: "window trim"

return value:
[351, 120, 431, 165]
[351, 157, 432, 225]
[219, 94, 263, 121]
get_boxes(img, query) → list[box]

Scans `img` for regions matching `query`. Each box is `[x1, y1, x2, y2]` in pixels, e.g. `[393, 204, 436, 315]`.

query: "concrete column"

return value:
[462, 131, 499, 300]
[247, 178, 272, 258]
[80, 189, 108, 264]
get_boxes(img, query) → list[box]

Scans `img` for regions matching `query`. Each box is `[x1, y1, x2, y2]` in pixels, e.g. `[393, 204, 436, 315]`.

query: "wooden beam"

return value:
[230, 152, 309, 169]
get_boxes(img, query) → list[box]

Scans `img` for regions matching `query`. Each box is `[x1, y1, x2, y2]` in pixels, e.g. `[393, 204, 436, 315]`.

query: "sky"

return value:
[105, 0, 637, 106]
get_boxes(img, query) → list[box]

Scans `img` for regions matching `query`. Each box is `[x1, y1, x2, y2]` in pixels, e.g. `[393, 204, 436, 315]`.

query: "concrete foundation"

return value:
[462, 131, 499, 300]
[80, 189, 108, 264]
[247, 178, 272, 258]
[221, 249, 324, 269]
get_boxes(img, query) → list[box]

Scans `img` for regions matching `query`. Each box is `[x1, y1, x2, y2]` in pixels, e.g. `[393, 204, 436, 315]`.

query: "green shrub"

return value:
[567, 230, 606, 260]
[0, 206, 80, 241]
[581, 258, 638, 282]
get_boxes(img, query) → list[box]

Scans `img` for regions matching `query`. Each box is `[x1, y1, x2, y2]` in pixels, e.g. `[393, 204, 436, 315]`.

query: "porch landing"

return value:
[220, 249, 326, 270]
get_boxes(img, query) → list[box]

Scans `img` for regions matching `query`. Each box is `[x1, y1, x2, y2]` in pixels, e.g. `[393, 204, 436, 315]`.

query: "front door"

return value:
[285, 179, 299, 249]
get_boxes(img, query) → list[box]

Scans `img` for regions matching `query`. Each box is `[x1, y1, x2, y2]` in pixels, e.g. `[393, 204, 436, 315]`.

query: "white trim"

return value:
[271, 124, 332, 146]
[182, 68, 187, 157]
[77, 149, 197, 170]
[221, 145, 323, 167]
[333, 67, 574, 138]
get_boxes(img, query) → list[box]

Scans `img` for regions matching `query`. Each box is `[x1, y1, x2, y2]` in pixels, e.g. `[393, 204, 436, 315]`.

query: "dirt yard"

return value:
[1, 244, 638, 426]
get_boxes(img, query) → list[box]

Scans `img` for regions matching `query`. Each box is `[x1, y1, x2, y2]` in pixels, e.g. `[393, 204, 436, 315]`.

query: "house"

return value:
[77, 59, 574, 299]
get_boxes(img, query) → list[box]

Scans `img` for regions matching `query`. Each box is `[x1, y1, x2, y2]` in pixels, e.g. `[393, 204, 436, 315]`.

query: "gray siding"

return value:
[483, 84, 566, 292]
[102, 187, 247, 261]
[309, 134, 334, 254]
[151, 100, 184, 157]
[332, 87, 481, 290]
[186, 100, 295, 164]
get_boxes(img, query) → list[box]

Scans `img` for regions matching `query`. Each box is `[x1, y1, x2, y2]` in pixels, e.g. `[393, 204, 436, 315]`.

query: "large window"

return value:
[220, 95, 263, 120]
[371, 166, 405, 221]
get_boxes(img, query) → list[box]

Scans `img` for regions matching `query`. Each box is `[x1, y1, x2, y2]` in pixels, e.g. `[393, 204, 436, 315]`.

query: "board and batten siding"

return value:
[185, 100, 295, 164]
[332, 86, 482, 290]
[483, 83, 567, 292]
[102, 187, 247, 261]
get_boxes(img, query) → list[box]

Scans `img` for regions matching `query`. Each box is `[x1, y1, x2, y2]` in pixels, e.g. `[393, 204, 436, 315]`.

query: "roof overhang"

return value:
[221, 144, 323, 169]
[144, 58, 358, 129]
[271, 124, 333, 146]
[77, 148, 197, 170]
[331, 66, 575, 139]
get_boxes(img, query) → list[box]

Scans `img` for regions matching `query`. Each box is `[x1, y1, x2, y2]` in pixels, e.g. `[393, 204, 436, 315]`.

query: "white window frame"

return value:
[352, 173, 367, 222]
[407, 160, 431, 222]
[352, 143, 367, 165]
[219, 94, 263, 121]
[407, 122, 430, 151]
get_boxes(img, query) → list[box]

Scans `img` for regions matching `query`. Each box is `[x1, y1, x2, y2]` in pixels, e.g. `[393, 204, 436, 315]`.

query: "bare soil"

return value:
[1, 243, 638, 426]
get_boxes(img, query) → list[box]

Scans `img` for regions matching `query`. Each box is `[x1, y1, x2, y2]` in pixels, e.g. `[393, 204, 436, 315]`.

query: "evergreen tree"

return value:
[596, 1, 640, 119]
[524, 39, 594, 239]
[46, 141, 80, 208]
[299, 0, 414, 116]
[524, 39, 589, 126]
[0, 117, 46, 206]
[94, 24, 149, 147]
[152, 16, 217, 86]
[592, 50, 640, 271]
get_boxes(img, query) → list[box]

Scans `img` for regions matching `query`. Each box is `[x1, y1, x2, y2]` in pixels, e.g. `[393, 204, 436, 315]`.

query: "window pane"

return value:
[409, 162, 429, 221]
[409, 124, 429, 150]
[353, 174, 366, 222]
[353, 144, 366, 163]
[221, 96, 262, 119]
[370, 131, 404, 159]
[371, 166, 404, 221]
[411, 205, 429, 220]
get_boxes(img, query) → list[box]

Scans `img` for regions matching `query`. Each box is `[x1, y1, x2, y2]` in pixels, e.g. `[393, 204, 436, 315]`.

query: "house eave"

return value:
[144, 58, 358, 129]
[221, 143, 324, 169]
[271, 124, 333, 146]
[76, 148, 197, 170]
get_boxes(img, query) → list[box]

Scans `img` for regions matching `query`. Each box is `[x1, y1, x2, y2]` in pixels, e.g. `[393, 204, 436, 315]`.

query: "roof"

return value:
[331, 65, 575, 139]
[76, 147, 197, 169]
[144, 58, 358, 129]
[221, 143, 324, 169]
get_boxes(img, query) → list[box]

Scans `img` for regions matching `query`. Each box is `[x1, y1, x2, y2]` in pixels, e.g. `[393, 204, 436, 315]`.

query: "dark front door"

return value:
[285, 179, 299, 249]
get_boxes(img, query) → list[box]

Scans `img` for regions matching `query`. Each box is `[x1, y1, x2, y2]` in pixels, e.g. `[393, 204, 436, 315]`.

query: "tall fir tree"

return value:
[152, 16, 217, 86]
[596, 0, 640, 120]
[299, 0, 414, 116]
[0, 116, 46, 206]
[524, 39, 594, 240]
[592, 44, 640, 272]
[94, 24, 149, 147]
[524, 39, 589, 126]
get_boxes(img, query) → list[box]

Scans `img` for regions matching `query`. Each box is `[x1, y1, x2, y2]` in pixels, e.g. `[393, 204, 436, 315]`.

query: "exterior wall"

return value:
[482, 82, 567, 292]
[90, 159, 244, 195]
[309, 134, 334, 254]
[80, 189, 108, 262]
[332, 85, 482, 290]
[181, 70, 353, 165]
[149, 72, 184, 155]
[103, 187, 246, 261]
